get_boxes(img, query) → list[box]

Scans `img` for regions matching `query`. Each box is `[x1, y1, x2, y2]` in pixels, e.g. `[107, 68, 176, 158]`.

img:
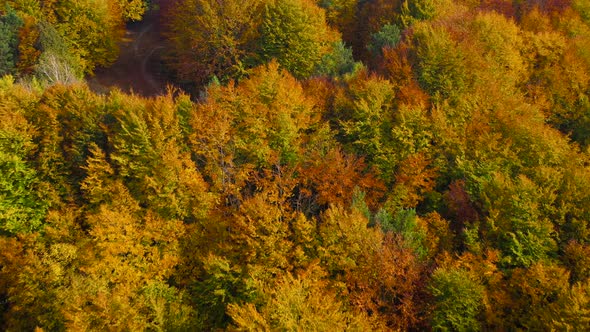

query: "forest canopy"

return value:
[2, 0, 590, 330]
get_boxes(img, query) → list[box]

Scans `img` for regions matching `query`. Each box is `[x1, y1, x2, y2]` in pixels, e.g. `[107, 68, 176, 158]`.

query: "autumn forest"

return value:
[1, 0, 590, 330]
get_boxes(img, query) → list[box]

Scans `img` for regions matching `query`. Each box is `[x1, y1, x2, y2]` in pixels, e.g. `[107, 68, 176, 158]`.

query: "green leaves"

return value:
[0, 5, 23, 77]
[0, 151, 47, 234]
[367, 24, 401, 56]
[413, 23, 467, 102]
[259, 0, 337, 78]
[430, 267, 484, 332]
[481, 174, 557, 267]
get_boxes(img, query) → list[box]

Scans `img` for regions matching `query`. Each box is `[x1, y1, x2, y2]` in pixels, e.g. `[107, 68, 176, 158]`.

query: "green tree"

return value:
[106, 91, 213, 222]
[315, 41, 360, 77]
[400, 0, 437, 28]
[0, 5, 23, 76]
[412, 23, 468, 102]
[36, 20, 82, 84]
[367, 23, 401, 56]
[429, 267, 484, 331]
[0, 76, 47, 234]
[258, 0, 337, 78]
[481, 174, 557, 268]
[51, 0, 124, 73]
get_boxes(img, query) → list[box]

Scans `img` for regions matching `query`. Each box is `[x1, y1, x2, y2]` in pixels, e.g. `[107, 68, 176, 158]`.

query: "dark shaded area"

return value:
[87, 9, 170, 96]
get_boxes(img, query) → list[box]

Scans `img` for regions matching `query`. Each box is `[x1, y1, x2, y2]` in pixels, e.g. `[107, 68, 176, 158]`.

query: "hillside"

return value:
[1, 0, 590, 330]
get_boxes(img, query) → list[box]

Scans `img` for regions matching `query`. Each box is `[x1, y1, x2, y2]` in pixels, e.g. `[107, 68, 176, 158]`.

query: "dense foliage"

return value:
[2, 0, 590, 330]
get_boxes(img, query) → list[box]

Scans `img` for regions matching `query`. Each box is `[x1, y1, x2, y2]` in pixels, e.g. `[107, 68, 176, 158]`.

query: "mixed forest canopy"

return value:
[2, 0, 590, 330]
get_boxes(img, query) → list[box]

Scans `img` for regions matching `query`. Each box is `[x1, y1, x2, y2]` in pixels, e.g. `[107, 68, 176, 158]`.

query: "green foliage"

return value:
[106, 91, 213, 221]
[400, 0, 437, 28]
[315, 41, 360, 77]
[481, 174, 557, 267]
[0, 5, 23, 76]
[376, 208, 427, 258]
[189, 255, 257, 329]
[430, 267, 484, 331]
[413, 23, 468, 101]
[0, 151, 47, 234]
[3, 0, 590, 330]
[367, 23, 401, 56]
[574, 0, 590, 25]
[36, 20, 82, 83]
[0, 77, 47, 234]
[336, 73, 397, 175]
[192, 61, 316, 172]
[141, 281, 194, 331]
[259, 0, 337, 78]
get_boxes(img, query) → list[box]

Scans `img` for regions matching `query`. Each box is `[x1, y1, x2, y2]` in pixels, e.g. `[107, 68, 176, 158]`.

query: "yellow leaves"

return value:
[107, 91, 214, 221]
[228, 264, 374, 331]
[228, 302, 271, 331]
[191, 61, 318, 198]
[62, 198, 187, 330]
[528, 30, 567, 67]
[469, 11, 528, 88]
[113, 0, 146, 21]
[318, 206, 381, 273]
[81, 143, 115, 205]
[228, 188, 294, 280]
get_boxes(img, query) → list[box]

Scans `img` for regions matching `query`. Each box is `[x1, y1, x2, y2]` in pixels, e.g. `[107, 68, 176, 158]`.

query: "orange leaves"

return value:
[346, 233, 424, 330]
[393, 152, 438, 208]
[298, 148, 385, 210]
[16, 15, 41, 75]
[444, 179, 479, 224]
[380, 46, 430, 108]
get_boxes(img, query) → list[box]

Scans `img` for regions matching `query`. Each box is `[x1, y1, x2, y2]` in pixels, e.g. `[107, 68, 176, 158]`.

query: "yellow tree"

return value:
[227, 265, 375, 331]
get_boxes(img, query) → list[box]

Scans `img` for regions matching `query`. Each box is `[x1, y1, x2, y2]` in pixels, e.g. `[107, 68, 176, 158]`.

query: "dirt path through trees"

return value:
[87, 10, 168, 96]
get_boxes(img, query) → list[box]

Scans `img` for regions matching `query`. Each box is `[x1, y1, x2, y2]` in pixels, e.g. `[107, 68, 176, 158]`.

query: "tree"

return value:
[50, 0, 124, 73]
[315, 41, 360, 77]
[36, 20, 82, 84]
[399, 0, 437, 28]
[412, 22, 468, 102]
[480, 174, 557, 268]
[163, 0, 265, 85]
[0, 5, 23, 76]
[190, 61, 317, 197]
[367, 23, 401, 57]
[334, 72, 398, 178]
[227, 266, 374, 330]
[69, 145, 192, 330]
[297, 147, 385, 214]
[500, 262, 572, 330]
[16, 14, 41, 75]
[346, 233, 424, 329]
[258, 0, 338, 78]
[115, 0, 147, 21]
[429, 267, 484, 331]
[106, 91, 213, 222]
[0, 76, 48, 234]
